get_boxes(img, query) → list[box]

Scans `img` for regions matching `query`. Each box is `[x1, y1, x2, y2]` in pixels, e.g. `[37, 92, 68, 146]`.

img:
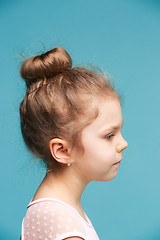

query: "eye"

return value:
[105, 134, 114, 140]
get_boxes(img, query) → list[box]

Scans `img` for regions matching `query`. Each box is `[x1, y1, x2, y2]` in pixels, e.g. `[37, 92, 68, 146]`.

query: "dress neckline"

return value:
[28, 197, 92, 228]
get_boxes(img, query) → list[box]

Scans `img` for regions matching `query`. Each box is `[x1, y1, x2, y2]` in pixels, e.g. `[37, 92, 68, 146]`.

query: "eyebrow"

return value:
[101, 120, 124, 133]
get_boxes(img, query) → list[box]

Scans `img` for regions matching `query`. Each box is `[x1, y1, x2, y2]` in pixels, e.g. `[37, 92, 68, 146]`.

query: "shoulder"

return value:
[26, 199, 83, 225]
[23, 199, 86, 240]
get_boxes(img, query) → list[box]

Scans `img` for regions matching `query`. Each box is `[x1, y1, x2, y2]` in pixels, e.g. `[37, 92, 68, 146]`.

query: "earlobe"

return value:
[49, 138, 71, 164]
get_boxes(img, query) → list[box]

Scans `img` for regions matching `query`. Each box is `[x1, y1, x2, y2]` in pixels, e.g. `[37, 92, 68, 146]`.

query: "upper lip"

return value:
[114, 159, 122, 164]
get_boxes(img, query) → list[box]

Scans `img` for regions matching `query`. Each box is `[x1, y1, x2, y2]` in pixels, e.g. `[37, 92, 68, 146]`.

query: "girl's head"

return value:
[19, 47, 123, 175]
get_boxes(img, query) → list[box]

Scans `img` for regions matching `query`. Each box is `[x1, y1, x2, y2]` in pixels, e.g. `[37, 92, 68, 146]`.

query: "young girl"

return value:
[20, 47, 128, 240]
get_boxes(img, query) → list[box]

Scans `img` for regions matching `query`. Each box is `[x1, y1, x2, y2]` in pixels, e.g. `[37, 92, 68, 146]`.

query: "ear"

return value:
[49, 138, 71, 165]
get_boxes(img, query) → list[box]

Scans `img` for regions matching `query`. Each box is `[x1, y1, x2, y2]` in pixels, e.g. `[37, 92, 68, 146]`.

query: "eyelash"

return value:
[105, 134, 115, 140]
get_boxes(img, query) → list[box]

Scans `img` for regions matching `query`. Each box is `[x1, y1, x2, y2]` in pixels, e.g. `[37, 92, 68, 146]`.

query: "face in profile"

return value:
[71, 97, 128, 183]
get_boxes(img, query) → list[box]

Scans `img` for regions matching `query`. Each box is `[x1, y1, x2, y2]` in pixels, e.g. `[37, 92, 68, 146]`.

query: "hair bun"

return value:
[20, 47, 72, 86]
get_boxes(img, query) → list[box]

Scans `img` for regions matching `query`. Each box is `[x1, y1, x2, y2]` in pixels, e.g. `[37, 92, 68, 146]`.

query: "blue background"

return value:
[1, 0, 160, 239]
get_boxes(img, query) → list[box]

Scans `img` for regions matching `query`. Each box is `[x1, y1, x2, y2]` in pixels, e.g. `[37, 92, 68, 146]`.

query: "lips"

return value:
[113, 160, 122, 165]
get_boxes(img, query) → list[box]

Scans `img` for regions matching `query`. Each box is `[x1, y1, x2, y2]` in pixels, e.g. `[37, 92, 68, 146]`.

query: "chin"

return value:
[99, 171, 118, 182]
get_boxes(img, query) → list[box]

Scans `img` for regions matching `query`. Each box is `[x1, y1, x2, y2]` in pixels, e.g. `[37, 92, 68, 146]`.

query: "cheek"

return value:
[83, 138, 116, 168]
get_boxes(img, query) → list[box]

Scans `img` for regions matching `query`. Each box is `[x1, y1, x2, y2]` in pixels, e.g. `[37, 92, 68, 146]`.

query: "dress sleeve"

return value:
[23, 201, 87, 240]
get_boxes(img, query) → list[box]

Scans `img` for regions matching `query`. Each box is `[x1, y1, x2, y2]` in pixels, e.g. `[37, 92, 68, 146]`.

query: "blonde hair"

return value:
[19, 47, 119, 172]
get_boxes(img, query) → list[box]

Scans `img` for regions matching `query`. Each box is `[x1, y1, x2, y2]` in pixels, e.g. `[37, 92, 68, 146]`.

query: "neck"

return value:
[34, 167, 89, 211]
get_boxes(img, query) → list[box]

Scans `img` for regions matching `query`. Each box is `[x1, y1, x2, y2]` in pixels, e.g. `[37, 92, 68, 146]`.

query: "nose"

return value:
[116, 134, 128, 153]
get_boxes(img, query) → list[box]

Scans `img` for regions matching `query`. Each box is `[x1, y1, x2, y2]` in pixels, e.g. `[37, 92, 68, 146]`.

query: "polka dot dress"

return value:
[21, 198, 100, 240]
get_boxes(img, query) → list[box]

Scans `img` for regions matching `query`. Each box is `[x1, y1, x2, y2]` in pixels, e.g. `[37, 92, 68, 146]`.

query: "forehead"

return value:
[98, 98, 122, 124]
[84, 98, 123, 132]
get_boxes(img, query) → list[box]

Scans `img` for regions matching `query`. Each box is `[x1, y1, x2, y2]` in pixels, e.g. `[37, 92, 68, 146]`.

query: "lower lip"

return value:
[113, 161, 121, 166]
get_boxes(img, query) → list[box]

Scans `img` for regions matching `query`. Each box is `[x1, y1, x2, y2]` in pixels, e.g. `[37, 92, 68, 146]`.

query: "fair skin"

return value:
[32, 97, 128, 240]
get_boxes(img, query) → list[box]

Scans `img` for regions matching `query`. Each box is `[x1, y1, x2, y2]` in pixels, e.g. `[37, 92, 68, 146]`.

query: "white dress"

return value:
[21, 198, 100, 240]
